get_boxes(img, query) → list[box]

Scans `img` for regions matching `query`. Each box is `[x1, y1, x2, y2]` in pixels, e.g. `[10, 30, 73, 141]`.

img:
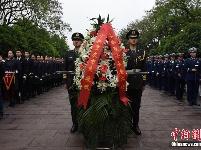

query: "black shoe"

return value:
[0, 114, 3, 119]
[189, 103, 193, 106]
[193, 103, 200, 106]
[132, 126, 141, 135]
[70, 124, 78, 133]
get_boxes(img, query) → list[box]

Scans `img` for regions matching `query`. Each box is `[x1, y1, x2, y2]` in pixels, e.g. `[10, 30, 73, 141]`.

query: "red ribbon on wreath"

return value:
[78, 23, 129, 109]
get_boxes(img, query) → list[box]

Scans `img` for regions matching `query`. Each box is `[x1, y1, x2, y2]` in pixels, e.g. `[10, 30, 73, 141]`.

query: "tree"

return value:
[118, 0, 201, 55]
[0, 0, 71, 36]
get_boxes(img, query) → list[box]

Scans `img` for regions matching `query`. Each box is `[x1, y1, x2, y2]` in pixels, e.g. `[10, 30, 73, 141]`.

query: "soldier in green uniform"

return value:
[125, 29, 147, 135]
[64, 32, 84, 133]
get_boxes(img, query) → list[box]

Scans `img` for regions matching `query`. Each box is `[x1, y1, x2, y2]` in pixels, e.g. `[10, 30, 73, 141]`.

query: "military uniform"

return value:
[174, 53, 186, 100]
[156, 55, 163, 90]
[125, 29, 146, 135]
[64, 32, 84, 133]
[162, 54, 169, 93]
[167, 53, 176, 96]
[16, 57, 27, 103]
[4, 58, 20, 107]
[24, 57, 34, 99]
[146, 56, 153, 85]
[184, 48, 200, 106]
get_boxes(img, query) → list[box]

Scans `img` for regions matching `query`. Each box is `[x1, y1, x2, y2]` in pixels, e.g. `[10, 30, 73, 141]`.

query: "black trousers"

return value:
[126, 89, 142, 127]
[68, 89, 78, 125]
[175, 79, 186, 99]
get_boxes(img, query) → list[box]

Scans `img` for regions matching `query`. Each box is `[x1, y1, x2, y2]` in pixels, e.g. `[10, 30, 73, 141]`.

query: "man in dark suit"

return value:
[24, 50, 34, 99]
[64, 32, 84, 133]
[125, 29, 147, 135]
[16, 50, 26, 103]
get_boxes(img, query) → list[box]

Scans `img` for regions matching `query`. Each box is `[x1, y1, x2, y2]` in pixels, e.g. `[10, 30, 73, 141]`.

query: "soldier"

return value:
[175, 53, 186, 100]
[146, 56, 152, 86]
[24, 50, 34, 99]
[64, 32, 84, 133]
[125, 29, 146, 135]
[151, 56, 157, 88]
[162, 54, 169, 93]
[0, 54, 5, 119]
[4, 50, 20, 108]
[31, 54, 38, 97]
[16, 50, 27, 103]
[156, 55, 163, 90]
[184, 48, 200, 106]
[167, 53, 176, 96]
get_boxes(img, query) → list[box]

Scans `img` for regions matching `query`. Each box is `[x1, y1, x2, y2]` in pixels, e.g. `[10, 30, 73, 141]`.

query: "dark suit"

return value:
[0, 62, 5, 115]
[125, 48, 146, 128]
[24, 58, 34, 98]
[4, 58, 20, 107]
[16, 57, 26, 102]
[64, 50, 78, 125]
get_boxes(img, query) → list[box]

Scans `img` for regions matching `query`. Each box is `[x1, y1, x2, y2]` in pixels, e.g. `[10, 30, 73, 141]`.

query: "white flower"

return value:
[97, 81, 108, 92]
[82, 55, 89, 62]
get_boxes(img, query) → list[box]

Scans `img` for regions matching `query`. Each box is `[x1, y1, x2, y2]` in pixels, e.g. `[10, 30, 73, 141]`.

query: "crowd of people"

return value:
[146, 48, 201, 106]
[0, 50, 65, 119]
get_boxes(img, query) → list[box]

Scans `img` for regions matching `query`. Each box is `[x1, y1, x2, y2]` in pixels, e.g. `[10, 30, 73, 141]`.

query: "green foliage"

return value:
[118, 0, 201, 55]
[0, 0, 71, 36]
[0, 19, 69, 57]
[77, 92, 132, 149]
[90, 14, 114, 32]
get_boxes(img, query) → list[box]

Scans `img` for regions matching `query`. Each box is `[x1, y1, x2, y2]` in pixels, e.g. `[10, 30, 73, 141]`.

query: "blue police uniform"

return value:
[146, 57, 153, 85]
[162, 54, 169, 93]
[174, 54, 186, 100]
[151, 57, 157, 88]
[184, 50, 200, 105]
[156, 56, 163, 90]
[167, 54, 176, 96]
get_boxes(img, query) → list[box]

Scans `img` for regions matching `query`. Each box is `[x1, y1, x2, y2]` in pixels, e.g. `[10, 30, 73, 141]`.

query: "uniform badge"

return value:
[132, 31, 135, 35]
[76, 33, 79, 36]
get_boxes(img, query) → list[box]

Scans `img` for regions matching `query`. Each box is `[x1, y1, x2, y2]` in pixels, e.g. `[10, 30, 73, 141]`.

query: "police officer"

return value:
[184, 47, 200, 106]
[64, 32, 84, 133]
[156, 55, 163, 90]
[167, 53, 176, 96]
[175, 53, 186, 100]
[162, 54, 169, 93]
[0, 54, 5, 119]
[146, 56, 153, 86]
[153, 56, 158, 88]
[125, 29, 146, 135]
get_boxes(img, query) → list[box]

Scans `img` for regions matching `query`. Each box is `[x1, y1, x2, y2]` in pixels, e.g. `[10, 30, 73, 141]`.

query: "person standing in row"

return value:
[16, 50, 26, 103]
[24, 50, 35, 99]
[64, 32, 84, 133]
[175, 53, 186, 100]
[184, 47, 200, 106]
[4, 50, 20, 108]
[125, 29, 147, 135]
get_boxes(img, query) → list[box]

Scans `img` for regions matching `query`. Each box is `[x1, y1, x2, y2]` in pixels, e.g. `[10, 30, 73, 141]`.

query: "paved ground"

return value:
[0, 85, 201, 150]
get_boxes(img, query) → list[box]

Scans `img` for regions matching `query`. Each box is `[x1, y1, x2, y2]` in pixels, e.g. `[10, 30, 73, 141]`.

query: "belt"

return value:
[133, 69, 141, 73]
